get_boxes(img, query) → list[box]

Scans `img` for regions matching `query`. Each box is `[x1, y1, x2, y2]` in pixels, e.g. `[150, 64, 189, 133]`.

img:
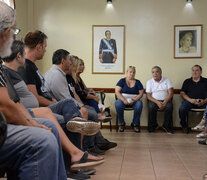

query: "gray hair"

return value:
[0, 2, 15, 35]
[152, 66, 162, 73]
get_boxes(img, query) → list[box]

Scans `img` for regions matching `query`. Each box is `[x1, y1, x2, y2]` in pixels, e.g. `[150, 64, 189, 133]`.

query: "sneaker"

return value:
[96, 139, 117, 150]
[66, 119, 100, 136]
[119, 122, 125, 132]
[131, 123, 140, 133]
[162, 126, 174, 134]
[87, 146, 105, 156]
[196, 132, 207, 138]
[133, 126, 141, 133]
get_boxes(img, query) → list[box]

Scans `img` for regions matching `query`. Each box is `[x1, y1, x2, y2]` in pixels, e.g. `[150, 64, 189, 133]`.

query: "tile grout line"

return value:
[148, 143, 157, 180]
[171, 144, 194, 180]
[118, 146, 126, 180]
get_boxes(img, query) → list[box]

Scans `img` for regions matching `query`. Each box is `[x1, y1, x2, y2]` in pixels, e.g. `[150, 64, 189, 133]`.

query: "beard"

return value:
[0, 35, 13, 58]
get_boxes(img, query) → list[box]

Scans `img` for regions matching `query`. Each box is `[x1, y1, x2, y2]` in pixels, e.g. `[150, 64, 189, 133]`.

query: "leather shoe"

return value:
[96, 139, 117, 150]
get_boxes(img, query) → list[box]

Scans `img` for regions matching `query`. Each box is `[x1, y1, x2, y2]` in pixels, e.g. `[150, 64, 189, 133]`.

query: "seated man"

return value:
[179, 65, 207, 133]
[2, 40, 104, 178]
[0, 3, 67, 179]
[146, 66, 174, 134]
[44, 49, 117, 155]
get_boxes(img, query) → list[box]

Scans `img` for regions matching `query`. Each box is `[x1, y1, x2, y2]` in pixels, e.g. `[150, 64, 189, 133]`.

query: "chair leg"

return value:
[186, 113, 189, 134]
[110, 120, 112, 132]
[100, 122, 103, 129]
[116, 115, 118, 132]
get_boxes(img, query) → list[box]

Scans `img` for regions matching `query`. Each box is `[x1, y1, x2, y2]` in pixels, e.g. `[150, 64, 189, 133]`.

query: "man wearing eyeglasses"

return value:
[0, 2, 68, 179]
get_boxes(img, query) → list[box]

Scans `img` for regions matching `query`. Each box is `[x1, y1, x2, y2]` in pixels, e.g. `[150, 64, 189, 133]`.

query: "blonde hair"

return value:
[72, 57, 84, 83]
[126, 66, 136, 73]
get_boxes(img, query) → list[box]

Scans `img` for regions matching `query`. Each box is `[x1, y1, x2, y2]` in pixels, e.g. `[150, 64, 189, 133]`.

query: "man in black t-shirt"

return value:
[179, 65, 207, 132]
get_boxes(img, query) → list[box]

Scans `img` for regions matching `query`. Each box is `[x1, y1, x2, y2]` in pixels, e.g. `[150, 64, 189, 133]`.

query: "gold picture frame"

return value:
[174, 24, 203, 59]
[92, 25, 125, 74]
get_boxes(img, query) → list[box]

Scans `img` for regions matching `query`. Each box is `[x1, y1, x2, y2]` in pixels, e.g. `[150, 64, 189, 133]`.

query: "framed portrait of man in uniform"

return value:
[174, 24, 202, 59]
[92, 25, 125, 74]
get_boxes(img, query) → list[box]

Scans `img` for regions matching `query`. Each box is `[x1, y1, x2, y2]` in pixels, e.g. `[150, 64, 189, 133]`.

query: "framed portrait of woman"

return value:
[0, 0, 15, 9]
[92, 25, 125, 74]
[174, 24, 203, 59]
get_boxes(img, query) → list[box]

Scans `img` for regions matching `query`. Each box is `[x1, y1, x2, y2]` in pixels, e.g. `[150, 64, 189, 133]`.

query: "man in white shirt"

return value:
[146, 66, 174, 134]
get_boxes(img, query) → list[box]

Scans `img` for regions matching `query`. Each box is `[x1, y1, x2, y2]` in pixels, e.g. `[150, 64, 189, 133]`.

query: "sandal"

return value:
[196, 132, 207, 138]
[198, 139, 207, 145]
[191, 125, 205, 131]
[71, 151, 104, 170]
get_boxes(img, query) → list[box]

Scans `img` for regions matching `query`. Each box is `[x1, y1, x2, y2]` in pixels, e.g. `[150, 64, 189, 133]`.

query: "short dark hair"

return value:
[105, 30, 111, 36]
[52, 49, 70, 65]
[3, 40, 24, 62]
[193, 64, 202, 71]
[24, 30, 47, 49]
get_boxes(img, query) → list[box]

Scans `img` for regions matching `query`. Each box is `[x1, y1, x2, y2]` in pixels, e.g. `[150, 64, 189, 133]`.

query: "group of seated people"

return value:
[0, 2, 117, 179]
[115, 65, 207, 144]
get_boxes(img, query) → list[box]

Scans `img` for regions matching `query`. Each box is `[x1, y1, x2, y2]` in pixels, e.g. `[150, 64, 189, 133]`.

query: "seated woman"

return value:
[73, 58, 111, 121]
[115, 66, 144, 133]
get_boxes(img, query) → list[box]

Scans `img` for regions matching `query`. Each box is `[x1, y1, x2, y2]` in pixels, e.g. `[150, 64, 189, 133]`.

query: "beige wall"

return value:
[15, 0, 207, 127]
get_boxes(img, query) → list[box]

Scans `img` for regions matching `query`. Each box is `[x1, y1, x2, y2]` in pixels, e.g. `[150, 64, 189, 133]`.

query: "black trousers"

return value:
[148, 100, 173, 132]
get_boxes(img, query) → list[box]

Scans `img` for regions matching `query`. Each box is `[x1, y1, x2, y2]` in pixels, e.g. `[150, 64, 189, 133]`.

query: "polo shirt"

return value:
[146, 77, 173, 101]
[181, 77, 207, 99]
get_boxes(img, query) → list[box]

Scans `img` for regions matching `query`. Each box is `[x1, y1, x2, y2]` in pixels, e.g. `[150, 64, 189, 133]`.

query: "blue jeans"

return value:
[115, 99, 143, 126]
[0, 118, 67, 180]
[179, 100, 207, 128]
[83, 99, 100, 113]
[48, 99, 82, 170]
[49, 98, 82, 123]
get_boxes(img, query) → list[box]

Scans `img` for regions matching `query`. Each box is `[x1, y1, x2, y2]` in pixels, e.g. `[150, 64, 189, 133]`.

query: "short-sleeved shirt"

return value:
[116, 78, 143, 94]
[0, 65, 20, 103]
[18, 59, 53, 101]
[3, 65, 39, 108]
[146, 77, 173, 101]
[181, 77, 207, 99]
[0, 66, 6, 87]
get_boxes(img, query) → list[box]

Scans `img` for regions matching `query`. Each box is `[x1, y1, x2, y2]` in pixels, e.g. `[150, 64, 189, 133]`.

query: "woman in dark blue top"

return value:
[115, 66, 144, 133]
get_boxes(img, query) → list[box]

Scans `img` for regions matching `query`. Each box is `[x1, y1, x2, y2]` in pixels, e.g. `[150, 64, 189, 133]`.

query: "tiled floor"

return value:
[91, 129, 207, 180]
[0, 129, 206, 180]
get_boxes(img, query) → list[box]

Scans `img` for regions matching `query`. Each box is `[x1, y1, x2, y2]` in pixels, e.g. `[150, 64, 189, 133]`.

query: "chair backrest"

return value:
[96, 91, 106, 105]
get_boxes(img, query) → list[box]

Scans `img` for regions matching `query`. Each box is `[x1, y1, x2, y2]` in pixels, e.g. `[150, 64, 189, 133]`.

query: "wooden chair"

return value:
[186, 108, 205, 134]
[96, 91, 112, 131]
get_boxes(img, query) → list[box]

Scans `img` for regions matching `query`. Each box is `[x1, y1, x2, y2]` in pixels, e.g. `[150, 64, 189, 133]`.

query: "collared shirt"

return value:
[181, 76, 207, 99]
[44, 65, 82, 107]
[146, 77, 173, 101]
